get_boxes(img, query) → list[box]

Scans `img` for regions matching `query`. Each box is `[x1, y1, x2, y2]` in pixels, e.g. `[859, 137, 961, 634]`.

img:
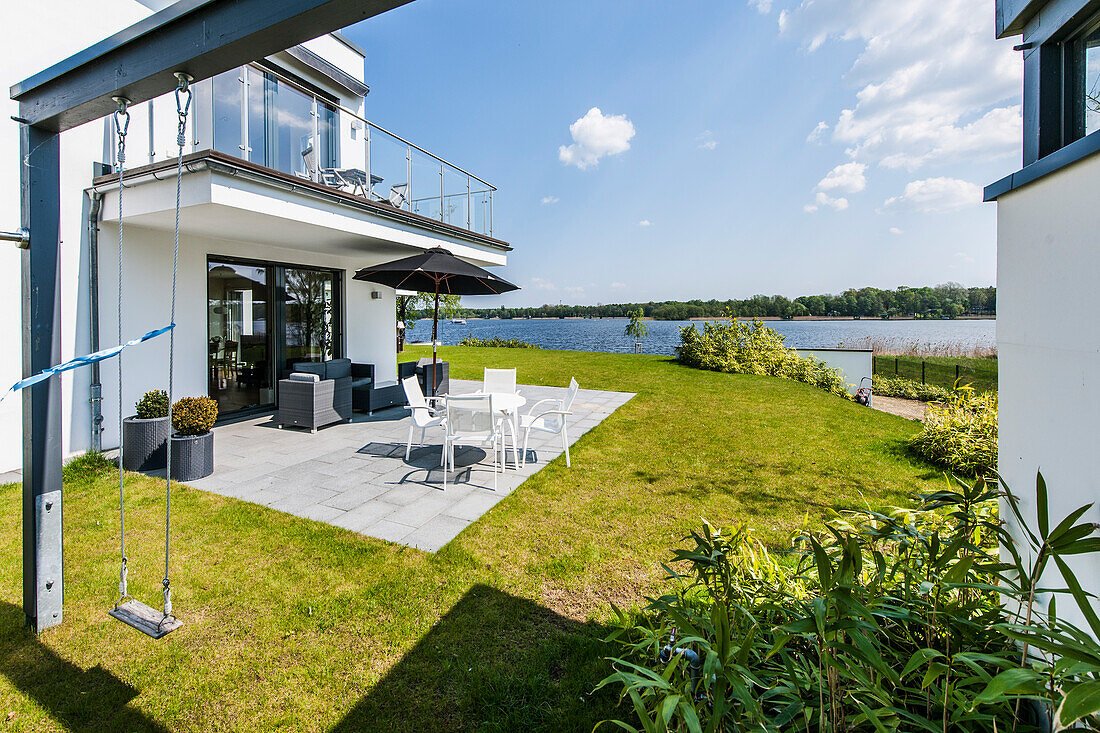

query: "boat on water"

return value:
[451, 318, 467, 325]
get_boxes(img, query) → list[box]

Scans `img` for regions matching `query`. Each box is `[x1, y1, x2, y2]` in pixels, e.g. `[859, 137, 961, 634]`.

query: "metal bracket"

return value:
[0, 229, 30, 249]
[35, 490, 63, 629]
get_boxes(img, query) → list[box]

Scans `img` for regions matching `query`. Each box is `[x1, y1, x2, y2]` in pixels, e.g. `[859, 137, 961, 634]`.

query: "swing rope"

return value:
[162, 74, 192, 625]
[112, 97, 131, 609]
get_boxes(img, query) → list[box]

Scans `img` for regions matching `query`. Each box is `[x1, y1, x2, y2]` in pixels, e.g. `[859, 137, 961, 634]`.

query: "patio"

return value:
[186, 379, 634, 551]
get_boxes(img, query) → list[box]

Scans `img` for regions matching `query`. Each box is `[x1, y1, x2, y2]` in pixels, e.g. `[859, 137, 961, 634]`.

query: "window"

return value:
[1082, 28, 1100, 136]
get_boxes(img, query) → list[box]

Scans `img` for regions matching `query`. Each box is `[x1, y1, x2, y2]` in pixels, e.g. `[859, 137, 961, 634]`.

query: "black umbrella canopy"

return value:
[353, 247, 519, 397]
[352, 247, 519, 295]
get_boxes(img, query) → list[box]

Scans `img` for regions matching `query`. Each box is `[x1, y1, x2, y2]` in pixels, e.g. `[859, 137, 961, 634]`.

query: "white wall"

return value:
[794, 348, 872, 396]
[995, 154, 1100, 632]
[92, 225, 399, 452]
[1, 0, 153, 472]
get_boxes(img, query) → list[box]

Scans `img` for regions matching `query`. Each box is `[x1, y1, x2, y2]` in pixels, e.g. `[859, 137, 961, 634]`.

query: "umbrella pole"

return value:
[431, 282, 439, 397]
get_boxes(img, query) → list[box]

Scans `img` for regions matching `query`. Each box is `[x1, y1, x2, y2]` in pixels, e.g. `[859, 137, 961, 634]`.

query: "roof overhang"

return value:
[90, 151, 509, 266]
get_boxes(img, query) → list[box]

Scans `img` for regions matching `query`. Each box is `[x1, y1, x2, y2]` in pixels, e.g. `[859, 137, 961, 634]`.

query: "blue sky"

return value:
[345, 0, 1022, 308]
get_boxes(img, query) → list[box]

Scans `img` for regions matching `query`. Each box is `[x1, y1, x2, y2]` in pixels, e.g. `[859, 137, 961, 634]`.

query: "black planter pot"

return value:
[170, 431, 214, 482]
[121, 416, 170, 472]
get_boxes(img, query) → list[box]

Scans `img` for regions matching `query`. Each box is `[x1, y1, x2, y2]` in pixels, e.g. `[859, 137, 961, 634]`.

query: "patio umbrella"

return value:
[352, 247, 519, 395]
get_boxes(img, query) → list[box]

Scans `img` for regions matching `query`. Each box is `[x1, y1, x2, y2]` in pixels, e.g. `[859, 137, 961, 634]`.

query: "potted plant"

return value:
[170, 396, 219, 482]
[122, 389, 170, 471]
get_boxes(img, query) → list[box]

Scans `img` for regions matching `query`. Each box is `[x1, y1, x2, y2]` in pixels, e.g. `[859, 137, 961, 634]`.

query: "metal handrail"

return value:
[254, 63, 496, 192]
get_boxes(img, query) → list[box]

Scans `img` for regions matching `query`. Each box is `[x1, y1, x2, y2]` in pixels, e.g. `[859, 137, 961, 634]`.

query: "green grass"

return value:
[0, 347, 943, 731]
[873, 354, 998, 393]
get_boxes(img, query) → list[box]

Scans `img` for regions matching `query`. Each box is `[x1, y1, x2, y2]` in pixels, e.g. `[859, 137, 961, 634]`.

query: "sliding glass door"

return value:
[208, 257, 341, 418]
[207, 261, 272, 414]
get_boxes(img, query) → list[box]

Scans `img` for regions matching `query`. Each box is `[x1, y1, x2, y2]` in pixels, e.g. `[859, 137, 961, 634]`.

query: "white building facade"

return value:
[988, 0, 1100, 629]
[3, 0, 508, 473]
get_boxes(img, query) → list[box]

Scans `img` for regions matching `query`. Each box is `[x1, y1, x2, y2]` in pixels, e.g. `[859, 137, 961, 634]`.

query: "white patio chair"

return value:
[483, 368, 520, 467]
[402, 376, 446, 463]
[519, 378, 579, 468]
[483, 368, 517, 396]
[443, 394, 505, 489]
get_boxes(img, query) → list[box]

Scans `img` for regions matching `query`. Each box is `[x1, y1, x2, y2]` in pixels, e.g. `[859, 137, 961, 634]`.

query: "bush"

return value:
[677, 318, 851, 400]
[873, 375, 954, 402]
[172, 396, 219, 435]
[599, 473, 1100, 731]
[908, 386, 997, 476]
[134, 389, 170, 419]
[458, 336, 541, 349]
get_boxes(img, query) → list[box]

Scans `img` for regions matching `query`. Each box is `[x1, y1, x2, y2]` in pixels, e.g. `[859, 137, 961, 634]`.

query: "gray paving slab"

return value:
[172, 379, 632, 552]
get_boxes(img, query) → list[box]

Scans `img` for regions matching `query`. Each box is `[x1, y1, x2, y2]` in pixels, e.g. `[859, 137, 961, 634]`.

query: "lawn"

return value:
[0, 346, 944, 731]
[873, 353, 998, 392]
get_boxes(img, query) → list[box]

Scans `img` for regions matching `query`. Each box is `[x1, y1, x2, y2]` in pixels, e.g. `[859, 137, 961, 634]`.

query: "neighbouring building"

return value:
[2, 0, 509, 473]
[988, 0, 1100, 628]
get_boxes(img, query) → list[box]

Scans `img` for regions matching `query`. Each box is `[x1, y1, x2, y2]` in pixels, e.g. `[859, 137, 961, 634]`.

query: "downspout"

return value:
[87, 191, 104, 453]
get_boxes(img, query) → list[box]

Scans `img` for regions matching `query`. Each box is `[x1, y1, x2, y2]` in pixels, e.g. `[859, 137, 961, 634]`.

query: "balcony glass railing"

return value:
[205, 64, 495, 237]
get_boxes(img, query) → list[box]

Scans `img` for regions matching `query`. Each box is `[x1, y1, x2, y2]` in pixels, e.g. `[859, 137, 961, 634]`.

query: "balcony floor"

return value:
[184, 380, 634, 552]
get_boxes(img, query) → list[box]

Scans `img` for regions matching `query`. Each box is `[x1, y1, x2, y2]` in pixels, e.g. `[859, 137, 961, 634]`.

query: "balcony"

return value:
[202, 64, 495, 237]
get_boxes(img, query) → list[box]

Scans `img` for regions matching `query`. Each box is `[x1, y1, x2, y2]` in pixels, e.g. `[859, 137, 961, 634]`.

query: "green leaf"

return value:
[1036, 470, 1049, 539]
[902, 648, 944, 678]
[1057, 681, 1100, 727]
[971, 667, 1046, 706]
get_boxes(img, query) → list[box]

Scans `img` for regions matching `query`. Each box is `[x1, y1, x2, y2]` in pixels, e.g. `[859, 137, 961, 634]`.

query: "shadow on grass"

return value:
[332, 584, 620, 732]
[0, 601, 167, 731]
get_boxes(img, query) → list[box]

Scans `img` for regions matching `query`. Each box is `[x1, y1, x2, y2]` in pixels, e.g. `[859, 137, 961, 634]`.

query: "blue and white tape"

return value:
[1, 323, 174, 403]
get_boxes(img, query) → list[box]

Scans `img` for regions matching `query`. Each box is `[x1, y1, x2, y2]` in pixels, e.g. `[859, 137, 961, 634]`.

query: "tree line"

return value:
[457, 283, 996, 321]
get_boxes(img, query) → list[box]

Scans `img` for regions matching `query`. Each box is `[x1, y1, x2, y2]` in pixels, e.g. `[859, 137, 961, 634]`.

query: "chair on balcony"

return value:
[388, 183, 408, 209]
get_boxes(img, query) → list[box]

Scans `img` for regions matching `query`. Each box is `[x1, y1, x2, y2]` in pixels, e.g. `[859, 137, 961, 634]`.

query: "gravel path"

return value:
[873, 395, 928, 422]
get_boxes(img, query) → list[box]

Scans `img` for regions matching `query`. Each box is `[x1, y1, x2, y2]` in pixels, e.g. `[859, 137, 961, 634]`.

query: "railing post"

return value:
[489, 190, 493, 237]
[238, 66, 249, 160]
[439, 163, 444, 223]
[406, 145, 412, 211]
[311, 94, 319, 178]
[364, 123, 371, 198]
[466, 175, 471, 230]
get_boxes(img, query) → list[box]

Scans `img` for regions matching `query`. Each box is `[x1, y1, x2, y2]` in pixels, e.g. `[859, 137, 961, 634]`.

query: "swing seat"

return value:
[109, 600, 183, 639]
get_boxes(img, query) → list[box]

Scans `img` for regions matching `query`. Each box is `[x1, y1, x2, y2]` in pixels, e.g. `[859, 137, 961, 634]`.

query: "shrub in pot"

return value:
[170, 396, 219, 482]
[122, 389, 170, 472]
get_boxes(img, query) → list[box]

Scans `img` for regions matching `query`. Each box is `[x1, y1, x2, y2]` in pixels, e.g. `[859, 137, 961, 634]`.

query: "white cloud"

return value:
[780, 0, 1021, 171]
[882, 177, 981, 213]
[817, 162, 867, 193]
[806, 162, 864, 212]
[558, 107, 636, 169]
[531, 277, 557, 291]
[697, 130, 718, 150]
[540, 195, 559, 205]
[955, 251, 976, 263]
[889, 226, 903, 235]
[807, 120, 829, 143]
[610, 282, 627, 290]
[749, 0, 773, 13]
[814, 191, 849, 211]
[638, 219, 652, 226]
[564, 285, 586, 298]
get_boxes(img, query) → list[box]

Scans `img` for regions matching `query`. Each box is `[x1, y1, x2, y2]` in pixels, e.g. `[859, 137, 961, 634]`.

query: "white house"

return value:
[987, 0, 1100, 629]
[2, 0, 509, 473]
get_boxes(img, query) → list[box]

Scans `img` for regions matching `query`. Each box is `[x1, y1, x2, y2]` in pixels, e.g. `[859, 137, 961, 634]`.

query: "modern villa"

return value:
[1, 0, 509, 474]
[988, 0, 1100, 631]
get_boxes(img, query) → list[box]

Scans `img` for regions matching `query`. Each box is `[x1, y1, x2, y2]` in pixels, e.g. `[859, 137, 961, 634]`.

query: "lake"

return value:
[407, 317, 997, 356]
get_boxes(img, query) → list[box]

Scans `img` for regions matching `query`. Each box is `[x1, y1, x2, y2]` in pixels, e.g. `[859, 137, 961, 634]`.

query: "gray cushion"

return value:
[292, 362, 325, 378]
[326, 358, 352, 380]
[289, 372, 320, 382]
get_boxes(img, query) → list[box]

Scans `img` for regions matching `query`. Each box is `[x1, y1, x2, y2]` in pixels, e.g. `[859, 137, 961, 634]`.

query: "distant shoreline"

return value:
[452, 315, 996, 322]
